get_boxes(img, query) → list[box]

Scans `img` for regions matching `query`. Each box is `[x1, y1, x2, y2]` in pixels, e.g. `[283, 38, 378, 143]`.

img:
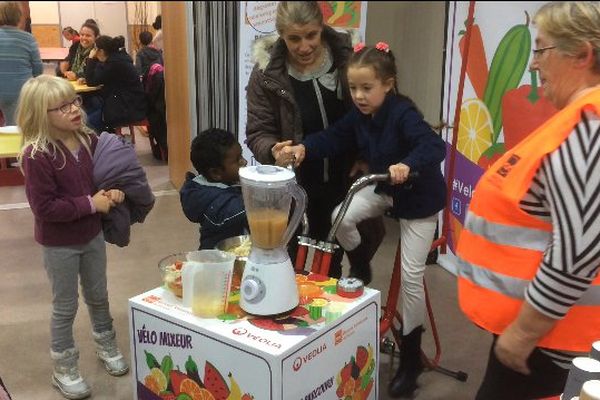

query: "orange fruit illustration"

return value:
[457, 99, 494, 163]
[179, 378, 215, 400]
[149, 367, 168, 392]
[144, 375, 161, 395]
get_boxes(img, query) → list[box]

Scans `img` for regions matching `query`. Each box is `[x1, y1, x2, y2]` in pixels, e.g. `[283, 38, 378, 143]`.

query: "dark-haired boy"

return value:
[180, 128, 249, 249]
[135, 31, 163, 79]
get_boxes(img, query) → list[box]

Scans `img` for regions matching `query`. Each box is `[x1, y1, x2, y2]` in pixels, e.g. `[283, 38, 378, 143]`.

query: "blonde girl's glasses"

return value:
[532, 46, 556, 59]
[47, 96, 83, 114]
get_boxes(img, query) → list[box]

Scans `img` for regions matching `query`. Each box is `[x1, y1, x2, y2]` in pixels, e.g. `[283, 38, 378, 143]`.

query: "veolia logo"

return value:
[292, 343, 327, 372]
[293, 357, 303, 371]
[232, 327, 248, 335]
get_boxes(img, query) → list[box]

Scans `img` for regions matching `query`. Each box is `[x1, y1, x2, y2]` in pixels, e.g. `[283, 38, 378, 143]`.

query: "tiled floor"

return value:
[0, 133, 490, 399]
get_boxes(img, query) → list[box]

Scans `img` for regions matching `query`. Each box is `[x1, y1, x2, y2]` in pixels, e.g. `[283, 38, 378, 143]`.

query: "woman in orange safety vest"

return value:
[456, 2, 600, 399]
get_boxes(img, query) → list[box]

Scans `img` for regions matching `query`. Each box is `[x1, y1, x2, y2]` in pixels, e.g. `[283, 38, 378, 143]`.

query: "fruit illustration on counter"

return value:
[139, 351, 253, 400]
[335, 343, 375, 400]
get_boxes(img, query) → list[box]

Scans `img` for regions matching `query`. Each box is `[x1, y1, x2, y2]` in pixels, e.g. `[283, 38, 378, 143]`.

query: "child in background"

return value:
[277, 42, 446, 398]
[180, 128, 249, 250]
[135, 31, 163, 81]
[17, 75, 129, 400]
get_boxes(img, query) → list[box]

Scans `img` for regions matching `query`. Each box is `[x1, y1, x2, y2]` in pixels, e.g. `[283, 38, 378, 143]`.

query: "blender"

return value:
[238, 165, 306, 315]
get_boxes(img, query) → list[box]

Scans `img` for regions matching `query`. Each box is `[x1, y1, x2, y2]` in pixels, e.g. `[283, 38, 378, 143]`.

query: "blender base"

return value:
[239, 258, 299, 316]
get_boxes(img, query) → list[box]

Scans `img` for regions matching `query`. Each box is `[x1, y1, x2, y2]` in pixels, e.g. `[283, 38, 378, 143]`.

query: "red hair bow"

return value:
[353, 42, 366, 53]
[375, 41, 390, 53]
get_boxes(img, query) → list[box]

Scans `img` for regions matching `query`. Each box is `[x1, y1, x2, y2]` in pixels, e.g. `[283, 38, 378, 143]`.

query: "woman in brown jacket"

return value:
[245, 1, 384, 282]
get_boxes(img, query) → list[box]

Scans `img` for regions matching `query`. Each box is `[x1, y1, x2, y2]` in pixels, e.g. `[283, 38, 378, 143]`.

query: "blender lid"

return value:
[239, 165, 296, 183]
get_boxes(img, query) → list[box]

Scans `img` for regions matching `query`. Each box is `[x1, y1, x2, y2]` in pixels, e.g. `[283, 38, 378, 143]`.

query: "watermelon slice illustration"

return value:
[204, 361, 230, 400]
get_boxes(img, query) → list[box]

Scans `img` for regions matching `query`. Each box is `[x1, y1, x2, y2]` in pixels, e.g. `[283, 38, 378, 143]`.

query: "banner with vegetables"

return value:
[440, 2, 558, 267]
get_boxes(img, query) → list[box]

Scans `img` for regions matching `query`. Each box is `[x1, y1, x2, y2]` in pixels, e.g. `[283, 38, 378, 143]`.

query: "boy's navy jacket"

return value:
[180, 172, 249, 250]
[303, 94, 447, 219]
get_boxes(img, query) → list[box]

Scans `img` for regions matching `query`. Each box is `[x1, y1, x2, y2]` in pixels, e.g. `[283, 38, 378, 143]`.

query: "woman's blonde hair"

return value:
[534, 2, 600, 70]
[16, 75, 95, 168]
[0, 1, 22, 26]
[275, 1, 323, 35]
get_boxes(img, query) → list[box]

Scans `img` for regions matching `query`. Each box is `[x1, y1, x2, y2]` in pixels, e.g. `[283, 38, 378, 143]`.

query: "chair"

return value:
[115, 119, 149, 145]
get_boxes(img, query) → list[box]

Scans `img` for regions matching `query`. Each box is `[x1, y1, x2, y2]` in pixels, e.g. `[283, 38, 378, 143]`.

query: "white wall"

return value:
[127, 1, 161, 24]
[30, 1, 60, 24]
[30, 2, 160, 28]
[366, 1, 446, 125]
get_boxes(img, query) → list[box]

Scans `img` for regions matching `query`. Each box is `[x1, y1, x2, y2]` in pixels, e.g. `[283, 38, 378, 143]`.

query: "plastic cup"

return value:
[563, 358, 600, 400]
[181, 250, 235, 318]
[580, 380, 600, 400]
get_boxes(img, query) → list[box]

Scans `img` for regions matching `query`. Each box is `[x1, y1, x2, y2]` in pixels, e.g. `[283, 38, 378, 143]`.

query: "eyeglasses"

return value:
[47, 96, 83, 114]
[532, 46, 556, 59]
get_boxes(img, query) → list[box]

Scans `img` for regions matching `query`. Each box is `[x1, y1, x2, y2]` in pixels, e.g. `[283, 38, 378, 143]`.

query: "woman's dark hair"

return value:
[80, 21, 100, 37]
[139, 31, 153, 46]
[114, 35, 125, 50]
[349, 46, 399, 94]
[152, 15, 162, 30]
[95, 35, 121, 56]
[190, 128, 237, 177]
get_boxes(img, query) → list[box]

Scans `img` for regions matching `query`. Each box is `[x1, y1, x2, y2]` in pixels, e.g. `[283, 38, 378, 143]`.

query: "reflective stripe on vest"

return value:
[457, 257, 600, 306]
[465, 211, 551, 252]
[456, 89, 600, 352]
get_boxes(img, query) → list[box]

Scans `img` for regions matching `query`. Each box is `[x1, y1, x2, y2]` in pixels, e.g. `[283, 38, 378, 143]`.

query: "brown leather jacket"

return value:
[245, 26, 354, 164]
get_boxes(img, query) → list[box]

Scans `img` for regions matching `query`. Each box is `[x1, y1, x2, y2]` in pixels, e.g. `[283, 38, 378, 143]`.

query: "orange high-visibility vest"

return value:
[456, 89, 600, 352]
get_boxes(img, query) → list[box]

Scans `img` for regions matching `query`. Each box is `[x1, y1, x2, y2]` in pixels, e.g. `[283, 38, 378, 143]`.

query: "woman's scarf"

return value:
[71, 45, 92, 76]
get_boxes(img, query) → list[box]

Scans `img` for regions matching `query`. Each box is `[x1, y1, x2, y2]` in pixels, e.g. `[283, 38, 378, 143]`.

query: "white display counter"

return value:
[129, 285, 380, 400]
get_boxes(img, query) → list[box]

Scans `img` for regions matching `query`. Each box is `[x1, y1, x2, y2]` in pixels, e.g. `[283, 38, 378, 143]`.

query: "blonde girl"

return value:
[17, 75, 128, 400]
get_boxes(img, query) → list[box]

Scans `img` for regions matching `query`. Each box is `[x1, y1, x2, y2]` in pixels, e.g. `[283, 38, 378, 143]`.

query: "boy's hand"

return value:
[104, 189, 125, 205]
[92, 190, 112, 214]
[389, 163, 410, 185]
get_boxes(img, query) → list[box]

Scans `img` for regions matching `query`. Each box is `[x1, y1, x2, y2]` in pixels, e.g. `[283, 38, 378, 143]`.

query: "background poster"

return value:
[439, 1, 558, 273]
[237, 1, 369, 164]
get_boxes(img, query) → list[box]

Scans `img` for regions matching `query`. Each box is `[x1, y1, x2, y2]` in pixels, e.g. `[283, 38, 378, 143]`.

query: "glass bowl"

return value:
[158, 253, 188, 297]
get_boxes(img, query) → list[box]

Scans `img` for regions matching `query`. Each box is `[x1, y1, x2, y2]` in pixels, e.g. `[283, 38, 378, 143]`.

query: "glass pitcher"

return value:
[238, 165, 306, 250]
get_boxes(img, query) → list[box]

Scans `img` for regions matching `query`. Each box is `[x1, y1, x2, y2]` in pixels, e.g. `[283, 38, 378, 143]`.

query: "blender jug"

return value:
[238, 165, 306, 315]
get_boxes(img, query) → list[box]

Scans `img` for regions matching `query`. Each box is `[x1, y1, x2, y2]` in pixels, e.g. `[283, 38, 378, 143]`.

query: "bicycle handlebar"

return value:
[326, 171, 419, 242]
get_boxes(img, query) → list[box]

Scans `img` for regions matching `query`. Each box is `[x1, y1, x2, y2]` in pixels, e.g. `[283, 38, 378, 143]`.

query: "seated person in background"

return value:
[84, 34, 147, 132]
[151, 15, 163, 51]
[62, 26, 79, 44]
[135, 31, 163, 80]
[180, 128, 249, 250]
[58, 21, 99, 80]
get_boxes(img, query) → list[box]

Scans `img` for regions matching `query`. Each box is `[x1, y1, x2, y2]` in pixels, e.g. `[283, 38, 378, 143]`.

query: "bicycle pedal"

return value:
[380, 337, 396, 354]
